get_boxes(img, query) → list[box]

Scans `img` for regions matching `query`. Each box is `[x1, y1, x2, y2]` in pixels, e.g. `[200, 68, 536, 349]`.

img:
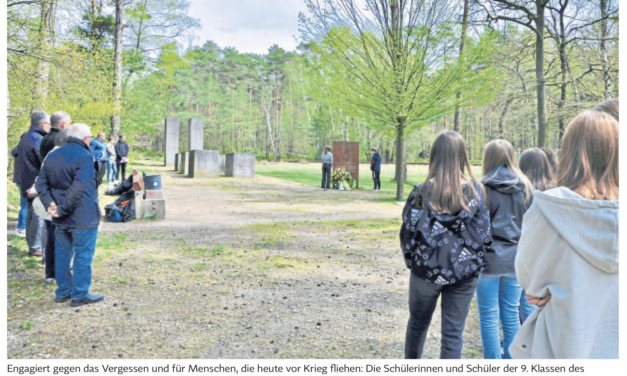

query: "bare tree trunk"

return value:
[600, 0, 613, 99]
[34, 0, 56, 109]
[453, 0, 470, 132]
[535, 0, 548, 147]
[91, 0, 97, 15]
[111, 0, 124, 138]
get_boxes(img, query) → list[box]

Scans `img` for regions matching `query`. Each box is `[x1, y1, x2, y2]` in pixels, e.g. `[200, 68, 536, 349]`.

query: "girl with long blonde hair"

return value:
[511, 109, 618, 359]
[476, 139, 532, 359]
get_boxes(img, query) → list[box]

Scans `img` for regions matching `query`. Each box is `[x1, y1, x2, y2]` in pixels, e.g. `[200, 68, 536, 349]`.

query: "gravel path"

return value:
[6, 160, 483, 359]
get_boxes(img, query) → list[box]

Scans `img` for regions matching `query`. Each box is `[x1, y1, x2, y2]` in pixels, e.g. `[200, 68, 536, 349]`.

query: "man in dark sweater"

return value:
[40, 111, 71, 159]
[17, 111, 50, 256]
[114, 134, 129, 181]
[38, 111, 71, 283]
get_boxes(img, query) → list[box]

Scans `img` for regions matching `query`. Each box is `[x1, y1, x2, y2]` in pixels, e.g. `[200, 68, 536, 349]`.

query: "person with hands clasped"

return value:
[35, 123, 104, 308]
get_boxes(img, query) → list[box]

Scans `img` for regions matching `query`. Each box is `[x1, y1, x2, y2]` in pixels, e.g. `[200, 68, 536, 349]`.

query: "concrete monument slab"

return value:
[225, 153, 255, 178]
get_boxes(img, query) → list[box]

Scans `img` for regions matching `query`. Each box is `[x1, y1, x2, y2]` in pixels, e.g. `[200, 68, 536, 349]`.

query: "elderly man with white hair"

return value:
[35, 123, 104, 307]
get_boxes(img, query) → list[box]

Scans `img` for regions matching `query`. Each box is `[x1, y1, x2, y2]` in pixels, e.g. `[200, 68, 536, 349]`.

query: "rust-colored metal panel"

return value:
[333, 141, 360, 184]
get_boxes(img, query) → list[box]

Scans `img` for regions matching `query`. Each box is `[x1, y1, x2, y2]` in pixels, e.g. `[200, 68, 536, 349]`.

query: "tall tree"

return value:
[599, 0, 612, 99]
[111, 0, 124, 137]
[34, 0, 56, 109]
[480, 0, 550, 147]
[302, 0, 499, 199]
[453, 0, 470, 132]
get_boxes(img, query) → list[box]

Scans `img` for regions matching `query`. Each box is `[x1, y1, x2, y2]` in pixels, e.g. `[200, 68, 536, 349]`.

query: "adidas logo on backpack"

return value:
[458, 247, 474, 262]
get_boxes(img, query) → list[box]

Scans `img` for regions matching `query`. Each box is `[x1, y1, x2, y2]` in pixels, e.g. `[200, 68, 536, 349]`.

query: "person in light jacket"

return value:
[510, 110, 618, 359]
[321, 145, 333, 191]
[106, 136, 117, 184]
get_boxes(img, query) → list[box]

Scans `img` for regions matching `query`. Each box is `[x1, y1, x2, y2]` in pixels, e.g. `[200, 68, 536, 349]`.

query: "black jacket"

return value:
[115, 141, 129, 160]
[40, 127, 67, 159]
[400, 180, 492, 285]
[481, 167, 533, 274]
[16, 126, 47, 197]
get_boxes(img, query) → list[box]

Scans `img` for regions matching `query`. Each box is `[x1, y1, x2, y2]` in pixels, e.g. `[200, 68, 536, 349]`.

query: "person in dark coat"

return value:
[90, 132, 107, 186]
[370, 148, 382, 191]
[11, 142, 28, 237]
[115, 134, 129, 181]
[38, 111, 71, 282]
[36, 123, 103, 307]
[16, 111, 50, 256]
[476, 139, 533, 359]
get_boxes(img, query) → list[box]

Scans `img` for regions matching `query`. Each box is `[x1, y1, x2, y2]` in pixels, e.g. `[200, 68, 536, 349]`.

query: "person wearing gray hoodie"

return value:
[510, 109, 618, 359]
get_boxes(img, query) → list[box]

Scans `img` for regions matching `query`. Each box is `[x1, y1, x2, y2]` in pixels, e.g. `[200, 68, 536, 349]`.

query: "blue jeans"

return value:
[476, 273, 522, 359]
[55, 225, 99, 300]
[106, 160, 117, 182]
[17, 185, 28, 230]
[405, 273, 478, 359]
[519, 290, 536, 323]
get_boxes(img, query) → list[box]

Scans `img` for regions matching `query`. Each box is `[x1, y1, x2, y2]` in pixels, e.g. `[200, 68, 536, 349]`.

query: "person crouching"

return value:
[35, 123, 104, 307]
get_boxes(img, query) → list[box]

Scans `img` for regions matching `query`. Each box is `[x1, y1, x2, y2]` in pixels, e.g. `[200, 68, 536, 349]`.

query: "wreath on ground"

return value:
[332, 168, 354, 190]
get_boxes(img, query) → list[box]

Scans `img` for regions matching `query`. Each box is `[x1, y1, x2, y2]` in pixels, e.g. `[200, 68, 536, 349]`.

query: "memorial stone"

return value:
[219, 155, 225, 174]
[188, 118, 204, 151]
[225, 153, 255, 178]
[164, 118, 179, 166]
[189, 150, 220, 178]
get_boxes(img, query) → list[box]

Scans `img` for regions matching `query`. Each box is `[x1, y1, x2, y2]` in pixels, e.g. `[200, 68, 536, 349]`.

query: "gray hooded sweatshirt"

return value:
[510, 187, 618, 359]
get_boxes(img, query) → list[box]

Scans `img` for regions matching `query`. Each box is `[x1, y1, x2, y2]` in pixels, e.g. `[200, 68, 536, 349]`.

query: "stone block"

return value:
[188, 150, 220, 178]
[219, 155, 225, 174]
[164, 118, 179, 166]
[135, 195, 166, 220]
[144, 190, 164, 200]
[177, 153, 185, 174]
[225, 153, 255, 178]
[188, 118, 204, 151]
[174, 153, 180, 171]
[178, 152, 189, 175]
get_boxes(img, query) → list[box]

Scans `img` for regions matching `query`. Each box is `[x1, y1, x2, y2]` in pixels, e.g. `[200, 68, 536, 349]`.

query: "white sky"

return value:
[187, 0, 309, 55]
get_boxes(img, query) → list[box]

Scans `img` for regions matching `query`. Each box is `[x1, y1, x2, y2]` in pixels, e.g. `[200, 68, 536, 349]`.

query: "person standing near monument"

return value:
[106, 136, 118, 184]
[36, 123, 104, 307]
[370, 148, 382, 191]
[39, 111, 72, 283]
[17, 111, 50, 257]
[115, 134, 129, 182]
[90, 132, 107, 186]
[321, 145, 333, 191]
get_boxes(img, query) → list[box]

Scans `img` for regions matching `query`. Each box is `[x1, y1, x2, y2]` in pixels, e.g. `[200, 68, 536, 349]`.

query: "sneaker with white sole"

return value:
[14, 228, 26, 237]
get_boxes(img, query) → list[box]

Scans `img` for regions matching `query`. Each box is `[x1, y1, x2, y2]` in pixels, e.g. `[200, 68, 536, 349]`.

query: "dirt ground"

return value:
[6, 159, 483, 359]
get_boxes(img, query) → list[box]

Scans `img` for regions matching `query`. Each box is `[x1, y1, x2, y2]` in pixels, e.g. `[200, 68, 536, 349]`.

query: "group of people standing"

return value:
[400, 98, 618, 359]
[11, 111, 132, 308]
[319, 146, 383, 191]
[88, 132, 130, 185]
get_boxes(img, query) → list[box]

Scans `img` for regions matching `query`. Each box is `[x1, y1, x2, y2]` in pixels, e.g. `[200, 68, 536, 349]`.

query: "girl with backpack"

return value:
[400, 131, 491, 359]
[511, 109, 618, 359]
[477, 139, 532, 359]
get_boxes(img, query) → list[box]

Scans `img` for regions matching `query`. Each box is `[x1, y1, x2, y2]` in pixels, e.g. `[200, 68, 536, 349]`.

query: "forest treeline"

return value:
[7, 0, 618, 199]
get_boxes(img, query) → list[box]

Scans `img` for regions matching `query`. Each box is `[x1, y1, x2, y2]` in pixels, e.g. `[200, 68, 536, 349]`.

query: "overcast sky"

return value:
[187, 0, 309, 55]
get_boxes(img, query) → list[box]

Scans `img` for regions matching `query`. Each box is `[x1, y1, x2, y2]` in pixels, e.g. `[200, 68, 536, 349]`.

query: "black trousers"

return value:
[321, 163, 332, 189]
[116, 160, 127, 181]
[95, 161, 106, 186]
[44, 220, 55, 279]
[405, 273, 478, 359]
[372, 170, 381, 190]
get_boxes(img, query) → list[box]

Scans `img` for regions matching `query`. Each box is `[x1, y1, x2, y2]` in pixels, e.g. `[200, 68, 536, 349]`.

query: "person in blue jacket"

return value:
[16, 111, 50, 256]
[370, 148, 382, 191]
[89, 132, 107, 186]
[35, 123, 104, 307]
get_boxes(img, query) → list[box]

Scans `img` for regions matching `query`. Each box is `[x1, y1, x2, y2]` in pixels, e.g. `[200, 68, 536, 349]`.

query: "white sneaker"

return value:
[14, 228, 26, 237]
[46, 278, 56, 285]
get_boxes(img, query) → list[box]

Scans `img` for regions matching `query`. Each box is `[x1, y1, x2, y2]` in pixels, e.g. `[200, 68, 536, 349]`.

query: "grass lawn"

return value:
[256, 162, 482, 199]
